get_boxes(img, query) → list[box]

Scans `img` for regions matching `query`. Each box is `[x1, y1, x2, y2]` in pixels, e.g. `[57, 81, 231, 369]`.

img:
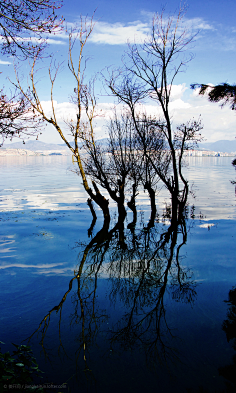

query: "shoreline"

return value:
[0, 148, 70, 156]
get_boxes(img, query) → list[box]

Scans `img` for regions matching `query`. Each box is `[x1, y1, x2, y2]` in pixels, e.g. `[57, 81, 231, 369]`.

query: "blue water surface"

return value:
[1, 155, 236, 393]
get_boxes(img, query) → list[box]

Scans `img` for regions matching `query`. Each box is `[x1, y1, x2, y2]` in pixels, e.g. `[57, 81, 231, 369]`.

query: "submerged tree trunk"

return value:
[87, 198, 97, 237]
[127, 183, 137, 229]
[171, 193, 178, 224]
[117, 179, 127, 222]
[117, 220, 127, 250]
[89, 181, 110, 225]
[144, 181, 157, 228]
[117, 202, 126, 222]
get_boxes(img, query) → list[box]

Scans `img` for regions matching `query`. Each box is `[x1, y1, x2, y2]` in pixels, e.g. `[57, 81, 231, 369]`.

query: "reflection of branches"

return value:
[107, 215, 197, 365]
[27, 207, 197, 386]
[27, 219, 110, 361]
[71, 244, 109, 376]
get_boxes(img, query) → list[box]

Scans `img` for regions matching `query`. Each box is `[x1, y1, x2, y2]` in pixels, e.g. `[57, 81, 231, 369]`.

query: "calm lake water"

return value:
[1, 155, 236, 392]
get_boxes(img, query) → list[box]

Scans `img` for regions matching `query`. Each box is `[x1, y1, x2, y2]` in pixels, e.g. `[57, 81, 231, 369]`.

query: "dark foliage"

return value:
[191, 83, 236, 110]
[0, 342, 44, 392]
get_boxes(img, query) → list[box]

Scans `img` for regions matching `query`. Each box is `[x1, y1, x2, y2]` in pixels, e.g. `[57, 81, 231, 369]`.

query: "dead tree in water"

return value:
[14, 9, 203, 226]
[135, 114, 171, 226]
[107, 7, 203, 223]
[83, 111, 140, 222]
[14, 16, 110, 225]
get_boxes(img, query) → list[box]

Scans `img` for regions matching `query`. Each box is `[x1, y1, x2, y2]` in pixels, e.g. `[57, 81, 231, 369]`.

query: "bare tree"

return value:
[107, 7, 202, 222]
[83, 109, 171, 226]
[82, 110, 140, 222]
[133, 113, 171, 226]
[14, 16, 110, 224]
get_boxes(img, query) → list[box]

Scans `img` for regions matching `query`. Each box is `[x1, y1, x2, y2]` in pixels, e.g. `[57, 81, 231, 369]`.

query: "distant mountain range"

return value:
[2, 138, 236, 153]
[2, 140, 70, 151]
[2, 138, 109, 151]
[198, 140, 236, 153]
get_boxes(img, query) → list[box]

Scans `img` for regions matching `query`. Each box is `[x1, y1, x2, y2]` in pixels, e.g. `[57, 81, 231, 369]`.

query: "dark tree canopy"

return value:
[191, 83, 236, 110]
[0, 0, 63, 58]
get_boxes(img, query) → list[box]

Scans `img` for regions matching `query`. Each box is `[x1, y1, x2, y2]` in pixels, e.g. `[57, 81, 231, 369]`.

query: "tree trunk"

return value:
[171, 193, 178, 224]
[117, 179, 127, 222]
[87, 198, 97, 237]
[117, 201, 127, 222]
[144, 181, 156, 227]
[127, 183, 137, 229]
[117, 220, 127, 250]
[90, 181, 110, 225]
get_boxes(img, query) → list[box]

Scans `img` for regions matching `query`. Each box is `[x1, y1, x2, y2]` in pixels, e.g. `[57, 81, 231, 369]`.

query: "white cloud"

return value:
[41, 100, 119, 123]
[82, 13, 215, 48]
[0, 59, 11, 65]
[183, 17, 214, 31]
[169, 83, 188, 100]
[140, 10, 214, 30]
[21, 36, 66, 46]
[0, 34, 67, 48]
[90, 20, 150, 45]
[41, 100, 78, 120]
[170, 89, 236, 142]
[46, 38, 66, 45]
[36, 14, 215, 49]
[169, 98, 191, 110]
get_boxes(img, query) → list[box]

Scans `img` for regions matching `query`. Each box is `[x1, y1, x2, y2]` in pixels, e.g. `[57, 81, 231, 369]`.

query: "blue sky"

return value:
[1, 0, 236, 144]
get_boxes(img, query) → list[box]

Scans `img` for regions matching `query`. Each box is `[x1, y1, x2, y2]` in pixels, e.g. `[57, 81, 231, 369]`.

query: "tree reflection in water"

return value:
[27, 206, 198, 389]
